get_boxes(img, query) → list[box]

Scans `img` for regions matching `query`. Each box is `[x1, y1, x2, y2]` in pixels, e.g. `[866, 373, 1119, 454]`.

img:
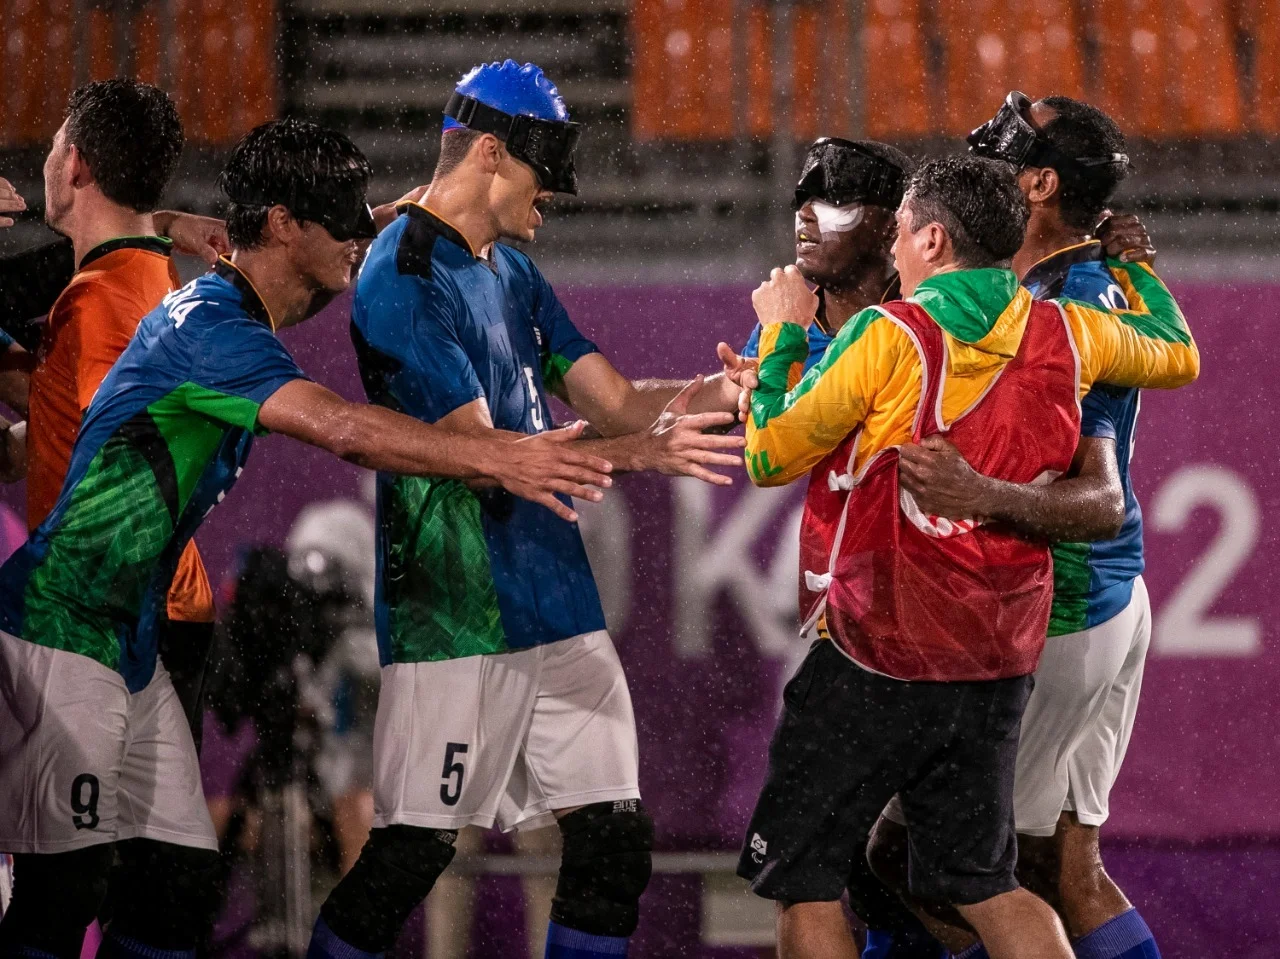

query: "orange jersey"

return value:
[27, 236, 214, 623]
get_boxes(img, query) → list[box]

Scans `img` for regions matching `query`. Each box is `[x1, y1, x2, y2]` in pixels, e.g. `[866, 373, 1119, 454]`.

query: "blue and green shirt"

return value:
[352, 204, 605, 665]
[1022, 241, 1144, 637]
[0, 260, 305, 690]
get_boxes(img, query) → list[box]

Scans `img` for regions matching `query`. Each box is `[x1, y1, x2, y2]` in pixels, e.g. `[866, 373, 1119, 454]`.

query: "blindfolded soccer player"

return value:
[0, 118, 613, 959]
[869, 93, 1168, 959]
[308, 60, 754, 959]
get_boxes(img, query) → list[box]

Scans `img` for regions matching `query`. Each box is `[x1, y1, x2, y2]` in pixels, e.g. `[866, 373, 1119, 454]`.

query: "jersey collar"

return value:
[1020, 239, 1104, 296]
[399, 202, 480, 259]
[78, 234, 173, 270]
[214, 257, 276, 331]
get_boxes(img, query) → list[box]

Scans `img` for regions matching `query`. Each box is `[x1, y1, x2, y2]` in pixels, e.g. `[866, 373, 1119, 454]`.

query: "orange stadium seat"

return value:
[861, 0, 931, 138]
[169, 0, 277, 144]
[938, 0, 1084, 136]
[1093, 0, 1242, 136]
[3, 0, 52, 147]
[631, 0, 735, 140]
[1241, 0, 1280, 132]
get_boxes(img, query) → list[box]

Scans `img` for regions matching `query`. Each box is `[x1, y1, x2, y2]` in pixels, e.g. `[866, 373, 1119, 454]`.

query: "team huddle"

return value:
[0, 55, 1195, 959]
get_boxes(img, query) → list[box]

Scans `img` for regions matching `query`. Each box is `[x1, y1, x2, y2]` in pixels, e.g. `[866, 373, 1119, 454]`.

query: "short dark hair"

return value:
[904, 156, 1028, 268]
[63, 79, 183, 213]
[1038, 96, 1129, 231]
[434, 127, 485, 179]
[221, 119, 372, 249]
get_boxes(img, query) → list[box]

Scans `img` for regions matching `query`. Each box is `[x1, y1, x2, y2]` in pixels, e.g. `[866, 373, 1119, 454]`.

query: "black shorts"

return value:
[737, 640, 1032, 906]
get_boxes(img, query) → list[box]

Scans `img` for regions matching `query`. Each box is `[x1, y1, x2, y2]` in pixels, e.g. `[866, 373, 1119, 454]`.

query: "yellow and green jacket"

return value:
[745, 262, 1199, 486]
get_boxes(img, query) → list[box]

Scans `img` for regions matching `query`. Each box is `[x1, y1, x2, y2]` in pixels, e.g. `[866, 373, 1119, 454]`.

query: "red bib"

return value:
[798, 298, 1081, 681]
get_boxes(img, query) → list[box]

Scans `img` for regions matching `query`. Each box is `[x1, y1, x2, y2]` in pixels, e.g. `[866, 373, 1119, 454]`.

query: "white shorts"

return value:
[1012, 576, 1151, 835]
[881, 577, 1151, 837]
[372, 630, 640, 833]
[0, 630, 216, 854]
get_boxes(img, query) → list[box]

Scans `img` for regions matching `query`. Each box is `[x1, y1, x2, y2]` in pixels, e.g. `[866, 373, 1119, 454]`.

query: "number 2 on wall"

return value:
[1151, 465, 1262, 657]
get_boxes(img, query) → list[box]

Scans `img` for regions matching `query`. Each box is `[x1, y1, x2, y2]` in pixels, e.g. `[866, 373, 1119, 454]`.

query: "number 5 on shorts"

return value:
[440, 742, 469, 806]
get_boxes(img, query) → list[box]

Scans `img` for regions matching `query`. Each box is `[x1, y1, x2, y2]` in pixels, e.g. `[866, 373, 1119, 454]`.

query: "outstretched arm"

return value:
[258, 379, 613, 523]
[898, 435, 1124, 543]
[559, 352, 745, 436]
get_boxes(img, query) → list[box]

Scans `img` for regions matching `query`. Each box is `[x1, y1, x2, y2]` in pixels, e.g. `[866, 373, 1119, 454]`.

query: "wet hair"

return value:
[221, 118, 372, 249]
[904, 156, 1028, 268]
[1038, 96, 1129, 231]
[434, 128, 485, 179]
[63, 79, 183, 213]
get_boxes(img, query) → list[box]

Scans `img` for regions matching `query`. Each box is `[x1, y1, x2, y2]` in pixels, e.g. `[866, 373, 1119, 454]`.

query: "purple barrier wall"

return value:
[2, 280, 1274, 955]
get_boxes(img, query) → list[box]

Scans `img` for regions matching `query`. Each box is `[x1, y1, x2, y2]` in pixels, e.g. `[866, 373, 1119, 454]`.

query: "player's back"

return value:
[0, 260, 305, 691]
[352, 204, 605, 667]
[1021, 241, 1144, 635]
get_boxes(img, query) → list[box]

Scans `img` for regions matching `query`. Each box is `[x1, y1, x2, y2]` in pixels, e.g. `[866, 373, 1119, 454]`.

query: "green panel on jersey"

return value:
[22, 432, 174, 668]
[384, 475, 505, 661]
[1048, 540, 1092, 637]
[175, 382, 265, 434]
[149, 386, 236, 506]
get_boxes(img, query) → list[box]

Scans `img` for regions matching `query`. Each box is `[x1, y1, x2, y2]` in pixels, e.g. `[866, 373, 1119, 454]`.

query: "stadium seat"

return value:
[170, 0, 277, 144]
[1243, 0, 1280, 133]
[938, 0, 1084, 136]
[1093, 0, 1242, 136]
[631, 0, 734, 140]
[3, 0, 52, 147]
[861, 0, 931, 138]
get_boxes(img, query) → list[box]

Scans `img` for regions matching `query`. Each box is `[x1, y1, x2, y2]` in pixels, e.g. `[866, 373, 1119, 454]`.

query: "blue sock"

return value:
[1073, 909, 1160, 959]
[544, 920, 630, 959]
[863, 928, 953, 958]
[954, 944, 990, 959]
[99, 933, 194, 959]
[306, 916, 384, 959]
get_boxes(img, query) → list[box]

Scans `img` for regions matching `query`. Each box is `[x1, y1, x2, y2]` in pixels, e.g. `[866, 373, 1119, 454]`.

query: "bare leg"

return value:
[955, 889, 1072, 959]
[775, 901, 861, 959]
[332, 789, 375, 877]
[1054, 813, 1132, 938]
[515, 826, 560, 959]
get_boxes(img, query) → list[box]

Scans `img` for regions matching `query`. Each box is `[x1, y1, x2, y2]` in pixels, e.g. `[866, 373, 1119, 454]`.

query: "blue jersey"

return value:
[0, 260, 304, 689]
[352, 204, 605, 664]
[1022, 241, 1144, 635]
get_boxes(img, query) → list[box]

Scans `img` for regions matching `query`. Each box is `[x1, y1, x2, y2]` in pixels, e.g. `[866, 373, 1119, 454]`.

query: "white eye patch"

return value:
[805, 201, 865, 236]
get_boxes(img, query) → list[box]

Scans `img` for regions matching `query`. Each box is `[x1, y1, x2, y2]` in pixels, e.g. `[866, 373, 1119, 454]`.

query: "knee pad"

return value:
[551, 800, 654, 938]
[102, 840, 221, 951]
[319, 825, 458, 952]
[0, 845, 114, 959]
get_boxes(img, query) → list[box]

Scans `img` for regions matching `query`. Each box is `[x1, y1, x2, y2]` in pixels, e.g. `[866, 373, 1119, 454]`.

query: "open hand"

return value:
[645, 376, 746, 485]
[751, 265, 818, 329]
[501, 421, 614, 523]
[0, 178, 26, 228]
[897, 435, 991, 520]
[155, 211, 231, 265]
[1095, 210, 1155, 265]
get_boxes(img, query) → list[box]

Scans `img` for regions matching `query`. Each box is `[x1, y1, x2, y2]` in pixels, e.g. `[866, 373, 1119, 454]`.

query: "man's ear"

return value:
[921, 221, 949, 265]
[1025, 166, 1059, 205]
[475, 133, 504, 174]
[67, 145, 94, 191]
[263, 204, 301, 246]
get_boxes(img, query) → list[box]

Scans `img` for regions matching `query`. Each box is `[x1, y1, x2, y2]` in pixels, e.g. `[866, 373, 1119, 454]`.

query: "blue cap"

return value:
[444, 60, 569, 132]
